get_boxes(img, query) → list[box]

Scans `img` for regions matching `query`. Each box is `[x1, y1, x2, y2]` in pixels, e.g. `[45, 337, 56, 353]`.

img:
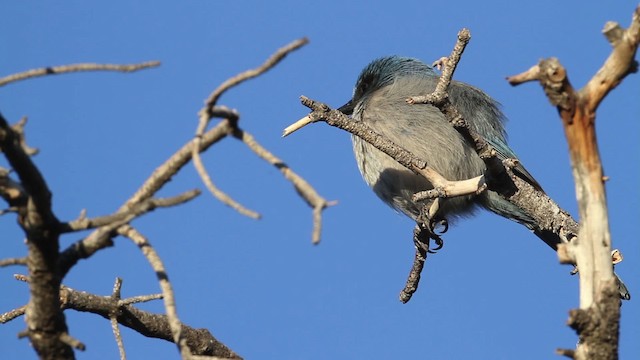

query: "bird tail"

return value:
[481, 190, 630, 300]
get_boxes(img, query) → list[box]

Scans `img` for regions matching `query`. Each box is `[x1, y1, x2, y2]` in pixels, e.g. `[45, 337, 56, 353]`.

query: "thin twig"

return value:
[0, 61, 160, 87]
[193, 106, 261, 220]
[399, 226, 428, 303]
[111, 316, 126, 360]
[231, 126, 335, 243]
[191, 139, 261, 219]
[0, 257, 27, 267]
[59, 332, 86, 351]
[58, 190, 201, 276]
[110, 278, 126, 360]
[118, 225, 191, 359]
[197, 37, 309, 123]
[119, 293, 163, 306]
[60, 189, 201, 233]
[0, 112, 57, 226]
[192, 38, 309, 219]
[0, 305, 26, 323]
[11, 116, 39, 155]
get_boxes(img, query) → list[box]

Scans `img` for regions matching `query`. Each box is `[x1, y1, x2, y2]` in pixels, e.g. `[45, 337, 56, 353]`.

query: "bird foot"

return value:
[416, 206, 448, 253]
[414, 221, 447, 253]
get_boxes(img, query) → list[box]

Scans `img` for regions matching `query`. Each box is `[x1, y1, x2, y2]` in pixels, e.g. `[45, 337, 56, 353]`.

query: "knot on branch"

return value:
[538, 58, 575, 111]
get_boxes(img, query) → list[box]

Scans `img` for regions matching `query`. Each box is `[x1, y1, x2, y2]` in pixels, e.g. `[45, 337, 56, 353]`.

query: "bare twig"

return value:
[399, 226, 428, 303]
[58, 284, 238, 358]
[7, 117, 39, 155]
[0, 305, 27, 323]
[0, 61, 160, 87]
[110, 315, 126, 360]
[110, 278, 127, 360]
[119, 293, 163, 306]
[0, 112, 57, 226]
[231, 126, 336, 243]
[197, 37, 309, 123]
[192, 38, 309, 220]
[409, 28, 471, 100]
[0, 257, 27, 267]
[60, 189, 201, 233]
[118, 225, 190, 359]
[59, 332, 86, 351]
[58, 117, 237, 275]
[194, 106, 260, 219]
[583, 7, 640, 110]
[58, 190, 201, 276]
[407, 29, 510, 191]
[0, 166, 27, 212]
[14, 273, 28, 282]
[123, 120, 233, 209]
[191, 138, 261, 219]
[506, 64, 542, 85]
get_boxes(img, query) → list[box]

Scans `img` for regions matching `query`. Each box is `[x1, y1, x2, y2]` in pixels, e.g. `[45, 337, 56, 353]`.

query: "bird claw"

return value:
[413, 219, 448, 254]
[414, 226, 443, 254]
[414, 210, 448, 254]
[431, 218, 449, 235]
[432, 57, 449, 71]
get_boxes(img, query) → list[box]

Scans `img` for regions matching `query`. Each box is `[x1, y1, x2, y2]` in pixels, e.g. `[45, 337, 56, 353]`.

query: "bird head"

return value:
[338, 56, 435, 115]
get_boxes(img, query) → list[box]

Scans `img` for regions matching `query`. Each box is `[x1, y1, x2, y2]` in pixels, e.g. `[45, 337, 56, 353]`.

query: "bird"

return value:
[309, 56, 630, 300]
[337, 56, 541, 234]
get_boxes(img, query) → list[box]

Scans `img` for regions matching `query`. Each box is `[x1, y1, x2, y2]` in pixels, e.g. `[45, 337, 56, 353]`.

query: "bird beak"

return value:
[337, 99, 354, 115]
[282, 99, 354, 137]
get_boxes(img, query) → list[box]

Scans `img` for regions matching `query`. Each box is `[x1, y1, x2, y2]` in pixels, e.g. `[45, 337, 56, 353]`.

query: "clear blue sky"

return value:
[1, 1, 638, 359]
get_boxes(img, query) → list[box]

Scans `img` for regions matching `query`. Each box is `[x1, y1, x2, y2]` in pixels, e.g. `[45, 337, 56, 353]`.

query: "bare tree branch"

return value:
[59, 189, 201, 233]
[198, 37, 309, 123]
[0, 257, 27, 267]
[59, 284, 239, 358]
[192, 38, 309, 220]
[58, 120, 234, 275]
[0, 305, 26, 324]
[1, 37, 326, 358]
[0, 61, 160, 87]
[507, 5, 639, 359]
[0, 111, 73, 358]
[231, 126, 336, 243]
[118, 225, 191, 359]
[110, 278, 127, 360]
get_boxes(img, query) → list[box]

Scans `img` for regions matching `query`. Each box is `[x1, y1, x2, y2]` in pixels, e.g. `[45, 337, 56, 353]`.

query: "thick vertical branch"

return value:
[508, 5, 639, 359]
[0, 113, 76, 359]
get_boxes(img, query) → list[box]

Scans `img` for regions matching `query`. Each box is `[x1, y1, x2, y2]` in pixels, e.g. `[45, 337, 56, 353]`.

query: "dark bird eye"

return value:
[357, 75, 373, 97]
[360, 79, 370, 92]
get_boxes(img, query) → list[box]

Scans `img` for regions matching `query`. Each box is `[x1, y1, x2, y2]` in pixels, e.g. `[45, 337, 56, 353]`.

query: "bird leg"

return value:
[417, 198, 447, 252]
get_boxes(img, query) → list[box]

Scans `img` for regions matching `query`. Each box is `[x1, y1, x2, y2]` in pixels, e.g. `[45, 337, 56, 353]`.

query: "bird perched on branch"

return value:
[334, 56, 629, 300]
[338, 56, 540, 231]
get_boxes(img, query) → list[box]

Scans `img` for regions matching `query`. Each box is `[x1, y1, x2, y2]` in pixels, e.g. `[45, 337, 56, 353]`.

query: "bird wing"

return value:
[447, 79, 544, 192]
[484, 136, 544, 192]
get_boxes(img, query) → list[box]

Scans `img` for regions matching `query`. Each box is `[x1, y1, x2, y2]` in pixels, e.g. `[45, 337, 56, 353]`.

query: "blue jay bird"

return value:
[331, 56, 629, 300]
